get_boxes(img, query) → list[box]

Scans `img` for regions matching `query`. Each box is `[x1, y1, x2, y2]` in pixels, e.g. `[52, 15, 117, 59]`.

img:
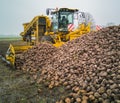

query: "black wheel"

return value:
[26, 35, 31, 43]
[41, 35, 55, 44]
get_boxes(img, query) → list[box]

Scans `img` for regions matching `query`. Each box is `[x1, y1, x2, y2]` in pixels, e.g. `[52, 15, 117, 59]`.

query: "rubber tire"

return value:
[41, 35, 55, 44]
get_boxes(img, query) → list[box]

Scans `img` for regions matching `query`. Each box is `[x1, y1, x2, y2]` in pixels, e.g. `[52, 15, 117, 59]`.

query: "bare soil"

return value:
[0, 40, 68, 103]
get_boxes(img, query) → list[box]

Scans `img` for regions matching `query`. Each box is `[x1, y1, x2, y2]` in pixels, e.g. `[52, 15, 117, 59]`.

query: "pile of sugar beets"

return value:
[16, 25, 120, 103]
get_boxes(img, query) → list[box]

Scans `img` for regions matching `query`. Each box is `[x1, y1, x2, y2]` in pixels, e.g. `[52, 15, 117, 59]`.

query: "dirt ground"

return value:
[0, 39, 69, 103]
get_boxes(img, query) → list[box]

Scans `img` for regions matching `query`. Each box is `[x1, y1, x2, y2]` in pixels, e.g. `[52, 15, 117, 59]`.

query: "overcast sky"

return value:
[0, 0, 120, 35]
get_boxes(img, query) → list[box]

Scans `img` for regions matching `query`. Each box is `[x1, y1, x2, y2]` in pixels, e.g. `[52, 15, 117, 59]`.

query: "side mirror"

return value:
[46, 8, 49, 15]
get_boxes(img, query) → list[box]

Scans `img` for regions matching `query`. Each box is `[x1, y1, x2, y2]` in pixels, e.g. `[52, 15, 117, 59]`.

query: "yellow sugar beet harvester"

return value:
[6, 8, 93, 67]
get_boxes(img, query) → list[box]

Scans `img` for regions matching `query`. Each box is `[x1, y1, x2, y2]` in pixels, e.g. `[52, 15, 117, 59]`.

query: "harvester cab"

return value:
[47, 8, 78, 32]
[46, 8, 92, 46]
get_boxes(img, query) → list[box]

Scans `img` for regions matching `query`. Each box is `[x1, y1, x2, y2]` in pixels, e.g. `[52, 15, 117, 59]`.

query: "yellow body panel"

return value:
[65, 23, 90, 41]
[6, 44, 15, 66]
[53, 42, 64, 47]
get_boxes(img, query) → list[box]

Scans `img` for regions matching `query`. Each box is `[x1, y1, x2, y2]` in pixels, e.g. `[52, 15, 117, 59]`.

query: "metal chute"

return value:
[6, 44, 32, 66]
